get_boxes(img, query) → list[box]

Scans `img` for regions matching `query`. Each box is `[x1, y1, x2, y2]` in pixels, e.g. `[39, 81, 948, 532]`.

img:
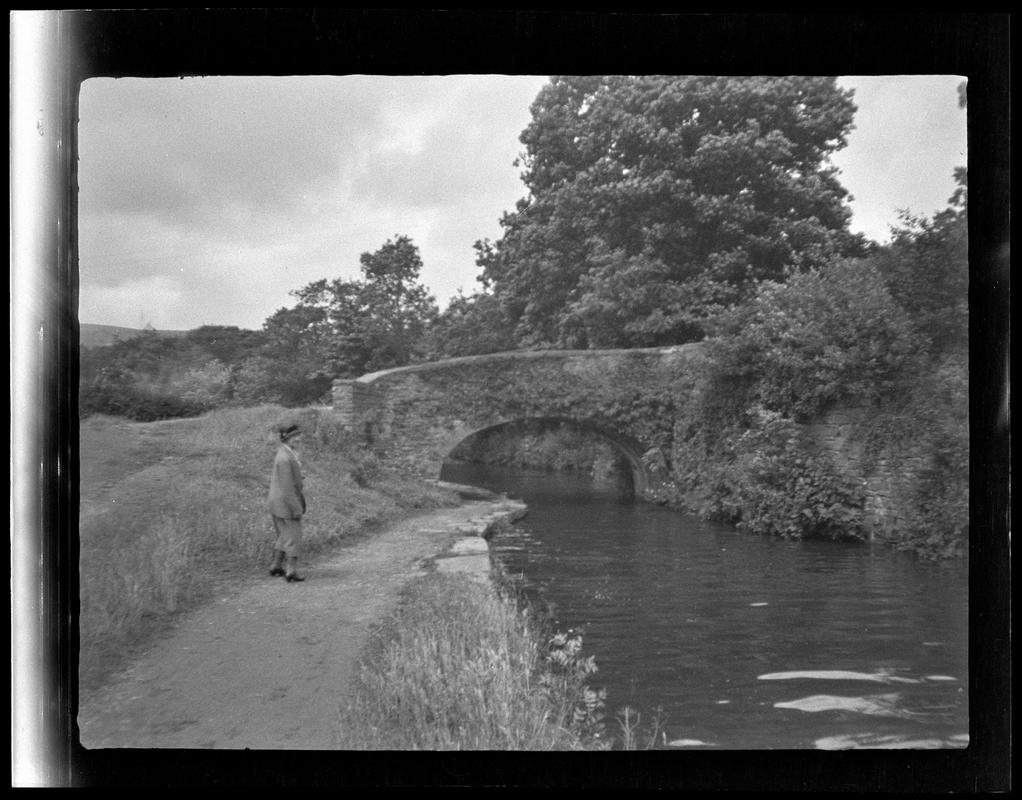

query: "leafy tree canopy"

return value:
[261, 235, 440, 405]
[425, 289, 517, 359]
[702, 258, 926, 420]
[184, 325, 268, 365]
[869, 168, 968, 357]
[477, 75, 869, 349]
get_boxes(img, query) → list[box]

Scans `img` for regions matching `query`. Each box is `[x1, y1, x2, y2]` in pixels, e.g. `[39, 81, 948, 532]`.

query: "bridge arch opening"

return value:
[439, 417, 651, 502]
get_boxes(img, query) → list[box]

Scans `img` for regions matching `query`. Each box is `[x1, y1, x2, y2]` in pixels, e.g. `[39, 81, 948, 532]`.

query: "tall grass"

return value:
[336, 572, 609, 750]
[79, 404, 458, 693]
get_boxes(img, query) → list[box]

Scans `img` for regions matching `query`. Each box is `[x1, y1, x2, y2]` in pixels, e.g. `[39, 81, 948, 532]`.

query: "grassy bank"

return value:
[78, 405, 458, 694]
[336, 572, 605, 750]
[336, 570, 665, 751]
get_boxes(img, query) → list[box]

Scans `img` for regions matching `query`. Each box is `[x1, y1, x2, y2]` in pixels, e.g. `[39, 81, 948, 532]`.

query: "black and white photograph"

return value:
[11, 9, 1009, 790]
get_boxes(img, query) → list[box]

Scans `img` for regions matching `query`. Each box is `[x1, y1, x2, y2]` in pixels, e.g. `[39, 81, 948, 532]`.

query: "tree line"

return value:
[80, 235, 443, 415]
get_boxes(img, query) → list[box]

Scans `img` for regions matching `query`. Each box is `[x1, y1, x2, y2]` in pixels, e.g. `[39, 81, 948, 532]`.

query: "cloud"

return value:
[349, 75, 540, 210]
[78, 75, 547, 328]
[79, 77, 382, 224]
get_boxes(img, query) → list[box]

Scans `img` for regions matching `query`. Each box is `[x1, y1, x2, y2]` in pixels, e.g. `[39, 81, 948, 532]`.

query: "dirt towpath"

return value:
[77, 494, 526, 750]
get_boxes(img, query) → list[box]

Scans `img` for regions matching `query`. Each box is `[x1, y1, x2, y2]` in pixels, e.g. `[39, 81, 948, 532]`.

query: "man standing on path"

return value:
[267, 422, 307, 582]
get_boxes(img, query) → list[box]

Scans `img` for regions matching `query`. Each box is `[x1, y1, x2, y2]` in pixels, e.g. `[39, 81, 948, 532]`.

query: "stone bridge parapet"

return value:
[333, 345, 705, 495]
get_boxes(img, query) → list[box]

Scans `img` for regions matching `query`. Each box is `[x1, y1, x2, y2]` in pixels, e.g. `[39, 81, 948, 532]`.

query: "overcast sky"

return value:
[77, 74, 967, 332]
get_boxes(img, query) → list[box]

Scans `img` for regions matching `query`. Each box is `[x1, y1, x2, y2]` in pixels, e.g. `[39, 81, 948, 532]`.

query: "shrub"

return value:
[703, 258, 925, 419]
[672, 252, 967, 556]
[540, 628, 609, 746]
[694, 407, 865, 540]
[79, 380, 210, 421]
[229, 356, 279, 407]
[673, 258, 918, 543]
[177, 359, 232, 407]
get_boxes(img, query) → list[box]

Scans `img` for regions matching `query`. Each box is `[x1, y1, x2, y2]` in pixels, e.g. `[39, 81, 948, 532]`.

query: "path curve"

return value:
[78, 495, 525, 750]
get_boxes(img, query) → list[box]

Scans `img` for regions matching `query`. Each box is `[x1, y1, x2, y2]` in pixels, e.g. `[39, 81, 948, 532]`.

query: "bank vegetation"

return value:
[336, 570, 661, 750]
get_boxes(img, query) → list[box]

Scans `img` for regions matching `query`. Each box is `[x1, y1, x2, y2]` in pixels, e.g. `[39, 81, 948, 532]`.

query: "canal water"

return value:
[441, 461, 969, 750]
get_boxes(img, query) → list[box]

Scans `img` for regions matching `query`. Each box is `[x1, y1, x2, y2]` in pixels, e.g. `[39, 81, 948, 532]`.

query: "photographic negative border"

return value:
[11, 9, 1010, 789]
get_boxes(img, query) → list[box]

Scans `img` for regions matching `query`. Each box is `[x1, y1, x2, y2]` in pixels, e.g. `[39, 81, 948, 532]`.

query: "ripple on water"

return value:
[758, 669, 921, 684]
[815, 732, 969, 750]
[667, 738, 717, 748]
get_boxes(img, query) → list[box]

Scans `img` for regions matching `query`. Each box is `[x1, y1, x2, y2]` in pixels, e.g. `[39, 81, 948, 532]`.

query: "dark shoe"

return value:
[269, 566, 285, 577]
[284, 556, 304, 582]
[269, 549, 286, 576]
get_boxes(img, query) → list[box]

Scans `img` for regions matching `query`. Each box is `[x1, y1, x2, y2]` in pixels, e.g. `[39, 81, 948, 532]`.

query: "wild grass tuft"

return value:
[615, 705, 668, 751]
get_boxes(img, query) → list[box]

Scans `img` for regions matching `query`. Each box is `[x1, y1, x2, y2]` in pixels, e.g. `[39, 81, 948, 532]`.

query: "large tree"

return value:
[260, 235, 440, 404]
[260, 300, 337, 404]
[353, 235, 440, 370]
[477, 76, 869, 349]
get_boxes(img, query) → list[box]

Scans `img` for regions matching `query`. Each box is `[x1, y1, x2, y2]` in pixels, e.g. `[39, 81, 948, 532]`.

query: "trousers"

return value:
[271, 516, 303, 558]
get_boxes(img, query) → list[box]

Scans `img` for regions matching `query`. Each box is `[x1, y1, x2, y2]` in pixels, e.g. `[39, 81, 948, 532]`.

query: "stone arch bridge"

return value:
[332, 344, 921, 535]
[332, 345, 705, 497]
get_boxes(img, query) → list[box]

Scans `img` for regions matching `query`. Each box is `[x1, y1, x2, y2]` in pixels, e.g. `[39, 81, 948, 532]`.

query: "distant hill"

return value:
[80, 323, 190, 348]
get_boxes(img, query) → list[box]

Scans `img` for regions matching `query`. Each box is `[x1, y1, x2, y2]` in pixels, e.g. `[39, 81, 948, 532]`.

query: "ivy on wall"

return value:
[677, 405, 866, 540]
[666, 263, 952, 551]
[856, 352, 969, 559]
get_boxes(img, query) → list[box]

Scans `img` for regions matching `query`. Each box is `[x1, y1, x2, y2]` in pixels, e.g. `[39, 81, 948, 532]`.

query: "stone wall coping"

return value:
[343, 343, 705, 387]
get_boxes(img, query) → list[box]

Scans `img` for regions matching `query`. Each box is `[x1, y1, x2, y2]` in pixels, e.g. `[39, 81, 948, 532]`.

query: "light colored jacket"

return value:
[267, 444, 305, 519]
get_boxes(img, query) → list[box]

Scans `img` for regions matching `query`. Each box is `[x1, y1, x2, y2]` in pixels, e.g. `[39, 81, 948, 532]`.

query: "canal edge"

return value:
[428, 480, 528, 588]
